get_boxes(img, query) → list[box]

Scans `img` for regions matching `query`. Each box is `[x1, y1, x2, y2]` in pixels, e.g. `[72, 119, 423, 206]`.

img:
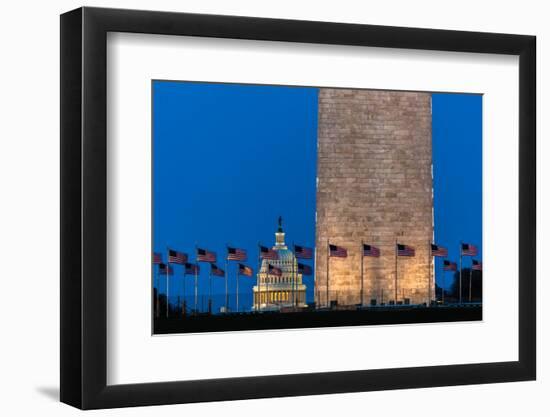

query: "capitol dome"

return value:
[253, 217, 307, 311]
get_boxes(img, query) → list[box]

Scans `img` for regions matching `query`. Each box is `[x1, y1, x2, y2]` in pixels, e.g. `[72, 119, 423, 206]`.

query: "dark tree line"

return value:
[436, 268, 482, 303]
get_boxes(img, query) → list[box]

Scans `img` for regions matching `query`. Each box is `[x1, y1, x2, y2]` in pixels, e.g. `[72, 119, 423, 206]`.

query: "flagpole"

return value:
[394, 238, 398, 304]
[459, 242, 463, 304]
[292, 242, 295, 308]
[165, 248, 170, 318]
[236, 267, 240, 313]
[225, 258, 228, 313]
[182, 263, 186, 316]
[442, 268, 445, 305]
[469, 266, 473, 303]
[428, 240, 431, 306]
[194, 262, 198, 314]
[156, 269, 160, 318]
[208, 267, 212, 314]
[326, 239, 330, 308]
[360, 240, 364, 307]
[257, 243, 260, 311]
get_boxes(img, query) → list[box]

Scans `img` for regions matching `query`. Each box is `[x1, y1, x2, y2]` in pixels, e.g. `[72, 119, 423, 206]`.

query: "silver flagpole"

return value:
[292, 242, 296, 308]
[181, 263, 186, 316]
[208, 267, 212, 314]
[225, 258, 228, 313]
[194, 262, 198, 314]
[166, 265, 169, 318]
[394, 238, 398, 304]
[236, 267, 240, 313]
[360, 240, 364, 307]
[459, 243, 463, 304]
[326, 239, 330, 308]
[156, 269, 160, 318]
[469, 266, 473, 303]
[428, 240, 431, 306]
[442, 267, 446, 305]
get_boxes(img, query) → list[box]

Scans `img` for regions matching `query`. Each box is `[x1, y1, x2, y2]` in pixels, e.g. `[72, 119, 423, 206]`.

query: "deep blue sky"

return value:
[153, 81, 318, 311]
[153, 82, 482, 311]
[432, 93, 482, 288]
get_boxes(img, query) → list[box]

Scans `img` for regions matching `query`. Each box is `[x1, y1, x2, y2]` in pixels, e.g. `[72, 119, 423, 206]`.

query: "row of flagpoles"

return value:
[153, 240, 482, 316]
[325, 240, 482, 306]
[153, 242, 314, 317]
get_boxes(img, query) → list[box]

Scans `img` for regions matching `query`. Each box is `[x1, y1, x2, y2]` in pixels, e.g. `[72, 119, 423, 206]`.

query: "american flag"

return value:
[210, 264, 225, 277]
[461, 243, 478, 257]
[184, 263, 200, 275]
[168, 249, 188, 264]
[443, 260, 457, 271]
[397, 243, 415, 257]
[153, 252, 162, 264]
[238, 264, 253, 277]
[297, 263, 312, 275]
[294, 244, 313, 259]
[431, 244, 448, 257]
[227, 246, 247, 261]
[472, 260, 482, 271]
[158, 263, 173, 275]
[267, 264, 282, 276]
[259, 245, 279, 260]
[197, 248, 216, 263]
[363, 244, 381, 257]
[329, 244, 347, 258]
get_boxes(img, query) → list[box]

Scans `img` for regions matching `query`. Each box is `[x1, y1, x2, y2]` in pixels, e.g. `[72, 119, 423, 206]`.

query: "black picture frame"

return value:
[61, 6, 536, 410]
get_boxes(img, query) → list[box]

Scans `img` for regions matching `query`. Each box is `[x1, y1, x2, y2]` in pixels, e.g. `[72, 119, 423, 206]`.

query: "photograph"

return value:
[151, 81, 482, 334]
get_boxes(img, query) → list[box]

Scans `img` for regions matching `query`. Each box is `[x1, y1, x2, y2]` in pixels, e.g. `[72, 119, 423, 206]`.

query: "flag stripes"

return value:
[184, 263, 199, 275]
[210, 264, 225, 277]
[267, 264, 282, 276]
[153, 252, 162, 264]
[158, 263, 174, 275]
[168, 249, 188, 264]
[472, 260, 482, 271]
[294, 244, 313, 259]
[443, 260, 457, 271]
[227, 247, 247, 261]
[397, 243, 415, 257]
[238, 264, 253, 277]
[461, 243, 478, 256]
[363, 244, 380, 257]
[431, 244, 448, 257]
[197, 248, 216, 263]
[297, 263, 312, 275]
[329, 244, 347, 258]
[259, 245, 278, 260]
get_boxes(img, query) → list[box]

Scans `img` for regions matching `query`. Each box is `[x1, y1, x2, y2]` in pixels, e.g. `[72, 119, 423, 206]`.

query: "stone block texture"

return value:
[315, 89, 434, 306]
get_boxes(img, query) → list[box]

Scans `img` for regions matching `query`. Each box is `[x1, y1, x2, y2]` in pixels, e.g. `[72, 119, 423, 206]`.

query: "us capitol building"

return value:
[253, 219, 307, 311]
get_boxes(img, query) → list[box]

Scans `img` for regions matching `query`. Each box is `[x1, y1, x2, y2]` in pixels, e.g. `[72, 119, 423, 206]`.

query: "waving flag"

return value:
[431, 244, 448, 257]
[472, 259, 482, 271]
[297, 263, 312, 275]
[158, 263, 173, 275]
[210, 264, 225, 277]
[363, 244, 381, 257]
[153, 252, 162, 264]
[168, 249, 188, 264]
[294, 244, 313, 259]
[329, 244, 347, 258]
[267, 264, 282, 276]
[197, 248, 216, 263]
[227, 246, 247, 261]
[238, 264, 253, 277]
[443, 260, 457, 271]
[184, 263, 200, 275]
[461, 243, 478, 256]
[397, 244, 415, 257]
[260, 245, 278, 260]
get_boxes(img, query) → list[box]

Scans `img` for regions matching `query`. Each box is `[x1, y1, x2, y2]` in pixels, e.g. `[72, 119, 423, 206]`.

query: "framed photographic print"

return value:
[60, 6, 536, 409]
